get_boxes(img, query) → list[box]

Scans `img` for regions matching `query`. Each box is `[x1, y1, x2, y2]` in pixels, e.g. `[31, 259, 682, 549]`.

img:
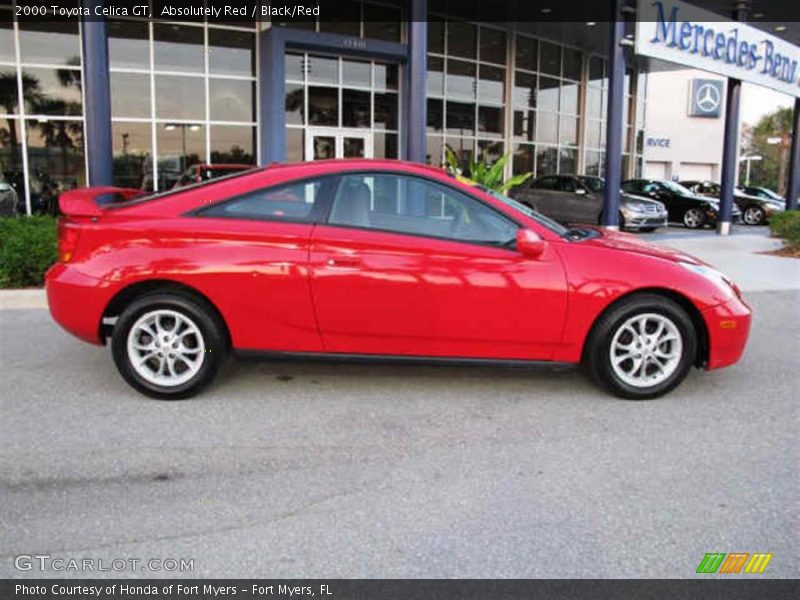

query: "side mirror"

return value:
[516, 229, 546, 258]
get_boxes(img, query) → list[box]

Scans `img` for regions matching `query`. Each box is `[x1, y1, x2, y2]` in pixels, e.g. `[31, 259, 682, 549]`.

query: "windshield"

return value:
[660, 180, 696, 195]
[481, 188, 569, 236]
[755, 187, 783, 201]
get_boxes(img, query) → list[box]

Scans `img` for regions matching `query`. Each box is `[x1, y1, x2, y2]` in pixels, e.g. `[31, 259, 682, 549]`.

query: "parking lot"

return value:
[0, 228, 798, 578]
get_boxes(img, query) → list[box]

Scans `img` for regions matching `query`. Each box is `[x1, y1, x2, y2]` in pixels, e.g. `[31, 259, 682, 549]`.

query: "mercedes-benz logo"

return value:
[696, 83, 721, 113]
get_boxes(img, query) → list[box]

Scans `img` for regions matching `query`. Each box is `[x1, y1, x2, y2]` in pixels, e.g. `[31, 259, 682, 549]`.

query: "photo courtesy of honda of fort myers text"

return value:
[1, 0, 799, 598]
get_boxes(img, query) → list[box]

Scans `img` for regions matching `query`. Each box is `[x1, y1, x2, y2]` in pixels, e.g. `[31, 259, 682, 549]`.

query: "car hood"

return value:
[620, 192, 664, 207]
[579, 227, 704, 265]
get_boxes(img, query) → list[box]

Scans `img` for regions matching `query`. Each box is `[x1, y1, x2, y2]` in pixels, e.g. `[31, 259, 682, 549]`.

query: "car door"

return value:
[189, 176, 339, 353]
[521, 177, 566, 223]
[308, 172, 569, 360]
[557, 177, 599, 224]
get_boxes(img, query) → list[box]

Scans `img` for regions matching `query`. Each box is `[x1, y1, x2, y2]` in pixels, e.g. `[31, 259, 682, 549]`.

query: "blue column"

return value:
[260, 29, 286, 165]
[787, 97, 800, 210]
[80, 0, 113, 186]
[601, 3, 626, 229]
[406, 0, 427, 163]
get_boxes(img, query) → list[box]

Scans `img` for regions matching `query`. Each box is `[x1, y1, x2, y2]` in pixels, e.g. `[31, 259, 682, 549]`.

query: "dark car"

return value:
[681, 180, 784, 226]
[510, 174, 668, 232]
[172, 163, 254, 189]
[739, 185, 786, 204]
[622, 179, 741, 229]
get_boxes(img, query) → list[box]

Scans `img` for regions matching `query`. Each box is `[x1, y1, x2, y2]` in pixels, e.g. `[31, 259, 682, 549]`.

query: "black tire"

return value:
[742, 205, 766, 226]
[111, 292, 227, 400]
[584, 294, 697, 400]
[682, 208, 706, 229]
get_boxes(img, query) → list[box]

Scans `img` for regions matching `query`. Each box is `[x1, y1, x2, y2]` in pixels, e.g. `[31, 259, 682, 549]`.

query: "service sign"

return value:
[636, 0, 800, 97]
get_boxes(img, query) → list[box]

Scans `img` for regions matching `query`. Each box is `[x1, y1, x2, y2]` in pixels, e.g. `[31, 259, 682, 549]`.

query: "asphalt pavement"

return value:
[1, 285, 798, 578]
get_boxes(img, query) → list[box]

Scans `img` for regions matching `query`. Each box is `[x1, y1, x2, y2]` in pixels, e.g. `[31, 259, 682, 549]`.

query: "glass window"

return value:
[513, 110, 535, 141]
[201, 178, 333, 222]
[479, 65, 505, 104]
[584, 150, 602, 176]
[537, 77, 560, 112]
[427, 99, 443, 132]
[110, 73, 151, 119]
[512, 144, 534, 176]
[19, 21, 80, 67]
[156, 123, 205, 189]
[285, 84, 305, 125]
[308, 87, 338, 126]
[363, 4, 402, 42]
[374, 63, 398, 91]
[23, 68, 82, 116]
[286, 53, 304, 82]
[477, 140, 504, 164]
[1, 68, 19, 114]
[428, 18, 445, 55]
[426, 135, 443, 167]
[588, 56, 605, 85]
[445, 138, 474, 171]
[427, 56, 444, 97]
[108, 20, 149, 70]
[446, 101, 475, 136]
[307, 55, 339, 85]
[343, 89, 371, 128]
[210, 125, 255, 164]
[1, 12, 16, 64]
[374, 93, 398, 130]
[208, 29, 255, 77]
[586, 87, 602, 119]
[155, 75, 205, 121]
[516, 36, 537, 72]
[563, 48, 582, 81]
[329, 173, 517, 245]
[373, 132, 399, 159]
[480, 28, 506, 65]
[447, 21, 477, 59]
[0, 119, 25, 214]
[286, 128, 304, 162]
[540, 42, 561, 77]
[536, 146, 558, 176]
[559, 148, 578, 174]
[112, 121, 152, 190]
[446, 59, 476, 101]
[561, 81, 579, 114]
[343, 60, 371, 88]
[536, 112, 558, 145]
[585, 119, 601, 149]
[154, 24, 204, 73]
[513, 72, 536, 108]
[478, 106, 503, 137]
[26, 119, 85, 214]
[209, 79, 254, 122]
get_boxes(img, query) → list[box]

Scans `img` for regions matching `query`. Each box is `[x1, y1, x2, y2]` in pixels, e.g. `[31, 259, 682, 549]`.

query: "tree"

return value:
[740, 107, 793, 194]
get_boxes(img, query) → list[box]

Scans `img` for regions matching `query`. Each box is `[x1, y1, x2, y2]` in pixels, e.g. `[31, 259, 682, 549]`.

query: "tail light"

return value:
[57, 219, 82, 263]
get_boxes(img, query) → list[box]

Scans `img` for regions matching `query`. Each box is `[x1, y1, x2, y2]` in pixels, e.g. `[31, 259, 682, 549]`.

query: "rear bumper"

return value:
[701, 295, 752, 370]
[45, 263, 107, 345]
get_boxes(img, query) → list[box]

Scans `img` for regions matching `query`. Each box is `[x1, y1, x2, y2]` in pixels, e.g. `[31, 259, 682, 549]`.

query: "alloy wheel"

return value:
[683, 209, 704, 229]
[609, 313, 683, 388]
[743, 206, 764, 225]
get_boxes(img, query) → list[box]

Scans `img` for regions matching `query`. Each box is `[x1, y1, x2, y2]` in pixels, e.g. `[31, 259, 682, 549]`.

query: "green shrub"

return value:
[0, 216, 58, 288]
[769, 210, 800, 251]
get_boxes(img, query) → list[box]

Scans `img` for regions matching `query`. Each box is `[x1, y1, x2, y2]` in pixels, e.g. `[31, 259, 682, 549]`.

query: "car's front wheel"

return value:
[584, 294, 697, 400]
[683, 208, 706, 229]
[111, 292, 227, 400]
[743, 205, 766, 226]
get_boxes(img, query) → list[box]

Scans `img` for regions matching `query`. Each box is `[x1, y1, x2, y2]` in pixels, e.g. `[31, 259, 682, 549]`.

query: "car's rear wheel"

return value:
[683, 208, 705, 229]
[743, 205, 765, 226]
[584, 294, 697, 400]
[111, 292, 227, 400]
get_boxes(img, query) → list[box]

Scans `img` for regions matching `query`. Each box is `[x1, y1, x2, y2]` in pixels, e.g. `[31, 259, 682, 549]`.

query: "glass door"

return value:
[305, 128, 373, 161]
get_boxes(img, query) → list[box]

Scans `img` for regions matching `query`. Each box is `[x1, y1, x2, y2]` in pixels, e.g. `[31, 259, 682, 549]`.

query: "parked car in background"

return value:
[172, 164, 254, 189]
[46, 159, 751, 401]
[681, 180, 784, 226]
[0, 180, 18, 217]
[622, 179, 741, 229]
[738, 185, 788, 206]
[511, 174, 668, 232]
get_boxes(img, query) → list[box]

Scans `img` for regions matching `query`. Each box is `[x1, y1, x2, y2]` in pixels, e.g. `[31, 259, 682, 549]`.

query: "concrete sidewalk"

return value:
[0, 288, 47, 310]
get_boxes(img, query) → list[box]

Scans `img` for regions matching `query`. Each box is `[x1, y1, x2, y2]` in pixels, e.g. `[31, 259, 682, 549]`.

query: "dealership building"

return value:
[0, 0, 798, 230]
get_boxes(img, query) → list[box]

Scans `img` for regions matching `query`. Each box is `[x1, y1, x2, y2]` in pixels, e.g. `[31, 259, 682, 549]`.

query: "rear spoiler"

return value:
[58, 186, 145, 217]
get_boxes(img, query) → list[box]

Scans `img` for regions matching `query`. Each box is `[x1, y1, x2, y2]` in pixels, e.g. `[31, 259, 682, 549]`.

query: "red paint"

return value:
[45, 159, 751, 373]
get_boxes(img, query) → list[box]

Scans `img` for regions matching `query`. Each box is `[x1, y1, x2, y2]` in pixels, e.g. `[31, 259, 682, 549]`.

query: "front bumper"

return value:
[623, 214, 668, 230]
[45, 263, 108, 345]
[701, 295, 752, 370]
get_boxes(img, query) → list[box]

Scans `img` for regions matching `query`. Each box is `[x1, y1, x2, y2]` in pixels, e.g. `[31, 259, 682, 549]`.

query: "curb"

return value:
[0, 288, 48, 310]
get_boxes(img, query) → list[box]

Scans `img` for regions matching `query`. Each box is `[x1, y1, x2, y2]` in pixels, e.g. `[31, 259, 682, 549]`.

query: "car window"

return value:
[328, 173, 518, 246]
[535, 176, 558, 190]
[555, 178, 576, 192]
[199, 177, 335, 222]
[642, 183, 659, 193]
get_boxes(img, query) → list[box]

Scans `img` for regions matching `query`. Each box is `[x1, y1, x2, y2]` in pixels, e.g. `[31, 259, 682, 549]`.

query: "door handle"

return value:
[325, 257, 360, 268]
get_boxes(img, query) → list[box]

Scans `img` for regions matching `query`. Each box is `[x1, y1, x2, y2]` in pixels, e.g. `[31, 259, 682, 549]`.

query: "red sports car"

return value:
[45, 160, 751, 400]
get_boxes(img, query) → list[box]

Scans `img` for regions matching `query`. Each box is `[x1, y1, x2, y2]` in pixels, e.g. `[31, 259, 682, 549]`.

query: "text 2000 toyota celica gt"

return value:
[46, 160, 751, 400]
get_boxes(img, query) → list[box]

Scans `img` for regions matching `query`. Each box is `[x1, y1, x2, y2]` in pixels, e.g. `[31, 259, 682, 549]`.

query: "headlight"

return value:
[680, 262, 742, 300]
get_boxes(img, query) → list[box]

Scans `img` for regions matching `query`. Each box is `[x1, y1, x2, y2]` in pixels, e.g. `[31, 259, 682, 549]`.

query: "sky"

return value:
[740, 83, 795, 128]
